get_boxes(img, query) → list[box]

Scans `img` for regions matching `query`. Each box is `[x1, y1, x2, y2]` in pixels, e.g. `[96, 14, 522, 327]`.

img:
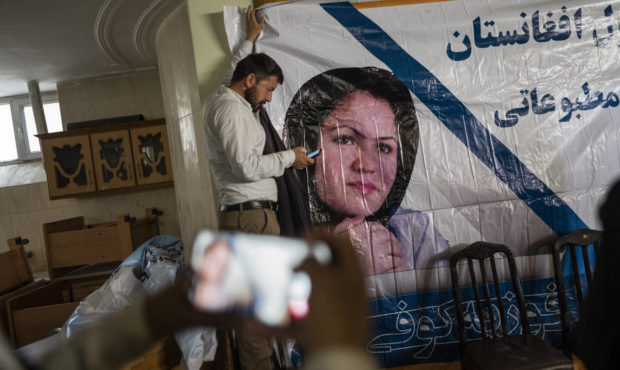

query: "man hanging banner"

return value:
[223, 0, 617, 366]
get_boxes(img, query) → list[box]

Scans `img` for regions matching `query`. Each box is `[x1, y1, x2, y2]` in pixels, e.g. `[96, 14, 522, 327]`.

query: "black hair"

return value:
[284, 67, 418, 225]
[231, 53, 284, 85]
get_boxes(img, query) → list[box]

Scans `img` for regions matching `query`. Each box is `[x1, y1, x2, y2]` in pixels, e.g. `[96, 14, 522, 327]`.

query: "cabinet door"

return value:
[41, 135, 96, 198]
[91, 130, 136, 190]
[130, 125, 173, 185]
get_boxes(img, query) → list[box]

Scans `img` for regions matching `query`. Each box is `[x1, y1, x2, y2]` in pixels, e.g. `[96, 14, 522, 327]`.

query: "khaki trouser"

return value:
[218, 207, 279, 370]
[218, 208, 280, 236]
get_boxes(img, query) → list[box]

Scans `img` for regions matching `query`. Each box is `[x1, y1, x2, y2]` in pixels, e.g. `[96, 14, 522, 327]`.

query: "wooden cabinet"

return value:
[38, 119, 173, 199]
[91, 130, 135, 190]
[41, 135, 97, 198]
[130, 125, 173, 185]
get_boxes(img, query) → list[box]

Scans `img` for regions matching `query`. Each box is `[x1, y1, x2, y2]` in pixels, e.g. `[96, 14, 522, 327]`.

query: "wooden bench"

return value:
[59, 261, 120, 301]
[43, 207, 162, 278]
[2, 208, 162, 346]
[1, 239, 34, 295]
[0, 238, 45, 339]
[5, 280, 78, 347]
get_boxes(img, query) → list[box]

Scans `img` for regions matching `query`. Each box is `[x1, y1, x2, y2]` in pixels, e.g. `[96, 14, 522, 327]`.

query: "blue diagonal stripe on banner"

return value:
[320, 1, 587, 236]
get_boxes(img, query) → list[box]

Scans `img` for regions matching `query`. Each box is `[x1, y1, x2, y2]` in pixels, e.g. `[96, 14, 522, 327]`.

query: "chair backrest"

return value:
[551, 228, 602, 350]
[43, 208, 161, 278]
[1, 238, 34, 296]
[450, 242, 529, 346]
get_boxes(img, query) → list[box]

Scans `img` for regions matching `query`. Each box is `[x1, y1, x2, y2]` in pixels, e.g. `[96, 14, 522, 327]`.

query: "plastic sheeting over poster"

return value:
[223, 0, 617, 366]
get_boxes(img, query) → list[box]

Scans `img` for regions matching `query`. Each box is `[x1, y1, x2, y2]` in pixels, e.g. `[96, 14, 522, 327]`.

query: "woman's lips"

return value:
[348, 181, 376, 195]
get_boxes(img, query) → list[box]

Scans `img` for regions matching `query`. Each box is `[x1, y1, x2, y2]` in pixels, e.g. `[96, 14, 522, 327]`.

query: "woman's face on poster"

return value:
[315, 90, 398, 218]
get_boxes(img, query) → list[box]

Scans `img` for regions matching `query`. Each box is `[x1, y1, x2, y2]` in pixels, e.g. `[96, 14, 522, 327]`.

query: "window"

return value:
[0, 104, 18, 162]
[0, 93, 63, 164]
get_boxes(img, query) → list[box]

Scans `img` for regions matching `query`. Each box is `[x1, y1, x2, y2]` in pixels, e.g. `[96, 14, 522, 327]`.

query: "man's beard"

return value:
[244, 86, 263, 112]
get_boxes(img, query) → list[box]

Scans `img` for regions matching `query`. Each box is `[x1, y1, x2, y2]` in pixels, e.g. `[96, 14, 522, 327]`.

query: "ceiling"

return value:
[0, 0, 184, 98]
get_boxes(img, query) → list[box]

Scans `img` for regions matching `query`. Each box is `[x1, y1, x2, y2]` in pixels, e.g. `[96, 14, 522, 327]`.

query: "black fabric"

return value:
[258, 106, 310, 236]
[575, 179, 620, 370]
[462, 334, 573, 370]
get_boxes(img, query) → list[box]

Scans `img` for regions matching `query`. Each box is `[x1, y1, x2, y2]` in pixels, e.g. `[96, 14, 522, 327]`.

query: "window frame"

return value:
[0, 92, 60, 165]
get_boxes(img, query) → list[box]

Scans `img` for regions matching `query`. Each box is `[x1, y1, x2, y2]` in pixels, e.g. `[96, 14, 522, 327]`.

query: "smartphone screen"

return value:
[189, 231, 331, 326]
[308, 148, 321, 158]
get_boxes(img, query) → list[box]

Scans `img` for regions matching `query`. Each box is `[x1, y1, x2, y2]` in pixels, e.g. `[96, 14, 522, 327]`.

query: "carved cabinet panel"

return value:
[130, 125, 173, 185]
[41, 135, 96, 197]
[38, 119, 173, 199]
[91, 130, 136, 190]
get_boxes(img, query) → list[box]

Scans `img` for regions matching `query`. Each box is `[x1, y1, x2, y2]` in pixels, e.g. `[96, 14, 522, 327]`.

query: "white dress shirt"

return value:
[204, 40, 295, 206]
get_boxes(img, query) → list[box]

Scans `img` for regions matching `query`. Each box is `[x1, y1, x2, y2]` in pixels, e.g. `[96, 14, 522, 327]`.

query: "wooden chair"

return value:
[1, 238, 33, 296]
[59, 261, 121, 301]
[1, 238, 46, 339]
[450, 241, 572, 370]
[43, 207, 162, 278]
[5, 280, 79, 347]
[0, 280, 47, 339]
[551, 228, 603, 354]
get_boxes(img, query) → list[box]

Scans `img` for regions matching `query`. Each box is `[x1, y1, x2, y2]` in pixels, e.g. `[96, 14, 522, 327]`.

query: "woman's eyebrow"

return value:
[378, 136, 398, 142]
[325, 123, 366, 138]
[325, 123, 398, 141]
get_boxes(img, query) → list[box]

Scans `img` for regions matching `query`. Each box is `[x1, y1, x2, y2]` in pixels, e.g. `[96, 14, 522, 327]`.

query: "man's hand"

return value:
[292, 146, 315, 170]
[245, 5, 265, 42]
[143, 268, 237, 338]
[237, 230, 369, 355]
[295, 230, 369, 353]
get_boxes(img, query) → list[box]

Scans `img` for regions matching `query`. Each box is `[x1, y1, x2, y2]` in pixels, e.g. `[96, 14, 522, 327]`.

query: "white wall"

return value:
[188, 0, 251, 102]
[57, 70, 165, 127]
[0, 183, 179, 275]
[156, 3, 220, 260]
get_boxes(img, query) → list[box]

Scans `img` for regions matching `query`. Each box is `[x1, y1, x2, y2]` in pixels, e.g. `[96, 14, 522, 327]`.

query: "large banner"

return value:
[224, 0, 617, 366]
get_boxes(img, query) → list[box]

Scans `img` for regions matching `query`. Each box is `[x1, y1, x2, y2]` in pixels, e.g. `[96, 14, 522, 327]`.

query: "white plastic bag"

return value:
[62, 235, 217, 369]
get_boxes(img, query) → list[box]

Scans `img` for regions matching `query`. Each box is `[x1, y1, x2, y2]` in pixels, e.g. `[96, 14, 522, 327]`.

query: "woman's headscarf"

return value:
[284, 67, 419, 225]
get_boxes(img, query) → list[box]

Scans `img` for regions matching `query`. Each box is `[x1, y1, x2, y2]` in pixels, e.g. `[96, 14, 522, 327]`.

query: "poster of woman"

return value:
[219, 0, 617, 365]
[285, 67, 450, 279]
